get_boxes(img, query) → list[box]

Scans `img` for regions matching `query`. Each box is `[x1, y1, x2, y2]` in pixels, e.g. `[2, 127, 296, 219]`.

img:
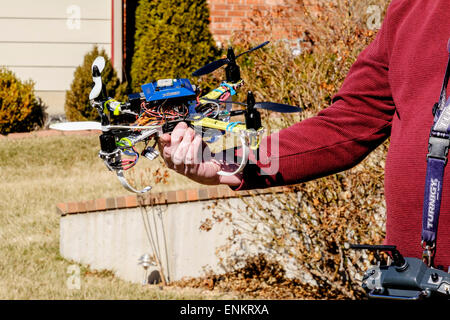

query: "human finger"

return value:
[183, 134, 203, 175]
[170, 122, 188, 148]
[158, 133, 174, 168]
[163, 122, 188, 169]
[173, 127, 195, 171]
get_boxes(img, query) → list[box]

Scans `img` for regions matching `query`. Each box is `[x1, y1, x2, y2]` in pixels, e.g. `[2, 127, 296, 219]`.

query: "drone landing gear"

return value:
[216, 131, 250, 177]
[99, 127, 162, 194]
[116, 170, 152, 194]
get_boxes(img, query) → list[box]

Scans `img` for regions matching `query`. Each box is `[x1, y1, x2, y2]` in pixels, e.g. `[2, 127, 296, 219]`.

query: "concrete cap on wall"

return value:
[56, 185, 292, 216]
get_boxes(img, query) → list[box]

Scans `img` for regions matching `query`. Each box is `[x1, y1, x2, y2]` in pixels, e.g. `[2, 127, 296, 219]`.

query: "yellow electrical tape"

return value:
[199, 89, 225, 105]
[191, 118, 246, 133]
[117, 137, 133, 147]
[103, 99, 120, 115]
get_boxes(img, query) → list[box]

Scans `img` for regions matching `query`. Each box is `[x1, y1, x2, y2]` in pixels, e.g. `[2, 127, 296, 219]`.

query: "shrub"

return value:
[65, 46, 128, 121]
[0, 68, 46, 134]
[130, 0, 219, 91]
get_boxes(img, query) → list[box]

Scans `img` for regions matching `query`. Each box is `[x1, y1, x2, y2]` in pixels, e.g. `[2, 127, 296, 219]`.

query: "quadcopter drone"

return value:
[50, 41, 302, 193]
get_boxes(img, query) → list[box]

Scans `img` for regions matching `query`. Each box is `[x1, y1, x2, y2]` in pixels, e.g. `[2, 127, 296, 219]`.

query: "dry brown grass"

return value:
[0, 133, 235, 299]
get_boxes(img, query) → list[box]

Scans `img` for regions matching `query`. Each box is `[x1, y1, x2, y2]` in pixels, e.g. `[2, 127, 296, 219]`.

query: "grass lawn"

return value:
[0, 132, 235, 299]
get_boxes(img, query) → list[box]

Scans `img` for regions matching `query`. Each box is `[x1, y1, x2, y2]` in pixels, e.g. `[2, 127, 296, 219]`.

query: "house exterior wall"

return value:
[206, 0, 314, 46]
[0, 0, 121, 115]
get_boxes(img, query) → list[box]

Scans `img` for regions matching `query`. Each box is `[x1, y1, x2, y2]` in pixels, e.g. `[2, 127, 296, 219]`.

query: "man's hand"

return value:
[158, 122, 241, 186]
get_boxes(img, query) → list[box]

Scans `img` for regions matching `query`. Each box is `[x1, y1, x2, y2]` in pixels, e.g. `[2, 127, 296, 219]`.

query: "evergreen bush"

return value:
[0, 68, 46, 134]
[65, 46, 128, 121]
[130, 0, 219, 91]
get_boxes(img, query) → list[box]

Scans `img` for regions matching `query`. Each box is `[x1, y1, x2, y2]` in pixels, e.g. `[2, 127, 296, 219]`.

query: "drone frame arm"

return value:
[100, 127, 162, 194]
[217, 132, 250, 177]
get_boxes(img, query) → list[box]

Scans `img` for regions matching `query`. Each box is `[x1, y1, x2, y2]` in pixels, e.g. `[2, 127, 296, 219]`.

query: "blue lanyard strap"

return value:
[422, 44, 450, 266]
[423, 132, 449, 267]
[422, 155, 446, 242]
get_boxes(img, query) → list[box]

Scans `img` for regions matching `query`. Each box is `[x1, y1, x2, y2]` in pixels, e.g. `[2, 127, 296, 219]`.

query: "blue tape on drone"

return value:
[221, 82, 236, 96]
[188, 101, 197, 115]
[123, 149, 139, 157]
[226, 121, 243, 132]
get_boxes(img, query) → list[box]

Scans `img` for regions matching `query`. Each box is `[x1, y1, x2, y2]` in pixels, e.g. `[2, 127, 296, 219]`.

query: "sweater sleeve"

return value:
[233, 6, 396, 191]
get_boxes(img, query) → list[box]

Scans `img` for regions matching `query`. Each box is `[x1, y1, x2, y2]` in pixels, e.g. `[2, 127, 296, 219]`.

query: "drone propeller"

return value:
[200, 98, 302, 113]
[235, 41, 270, 59]
[89, 56, 106, 101]
[50, 122, 164, 132]
[92, 56, 106, 74]
[49, 121, 102, 131]
[192, 58, 228, 77]
[192, 41, 270, 77]
[253, 102, 303, 113]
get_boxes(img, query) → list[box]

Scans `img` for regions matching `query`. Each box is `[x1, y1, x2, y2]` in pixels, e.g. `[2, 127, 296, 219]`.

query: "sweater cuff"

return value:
[229, 174, 246, 191]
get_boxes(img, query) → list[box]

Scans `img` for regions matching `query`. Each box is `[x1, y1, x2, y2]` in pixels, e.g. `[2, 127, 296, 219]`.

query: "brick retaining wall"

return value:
[58, 183, 293, 284]
[56, 184, 291, 216]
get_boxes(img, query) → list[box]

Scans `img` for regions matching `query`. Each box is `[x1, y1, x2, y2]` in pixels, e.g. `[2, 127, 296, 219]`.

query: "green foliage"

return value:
[0, 68, 46, 134]
[65, 46, 128, 121]
[130, 0, 219, 91]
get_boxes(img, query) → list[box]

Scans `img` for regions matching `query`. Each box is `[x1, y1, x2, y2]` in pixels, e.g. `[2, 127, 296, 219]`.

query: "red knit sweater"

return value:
[235, 0, 450, 267]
